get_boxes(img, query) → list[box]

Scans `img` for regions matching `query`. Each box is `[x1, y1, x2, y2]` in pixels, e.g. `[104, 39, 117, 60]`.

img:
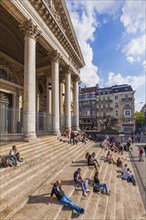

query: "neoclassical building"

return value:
[0, 0, 85, 141]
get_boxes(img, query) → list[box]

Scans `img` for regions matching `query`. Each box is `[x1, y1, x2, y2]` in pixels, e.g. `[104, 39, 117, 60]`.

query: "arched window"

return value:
[0, 69, 8, 80]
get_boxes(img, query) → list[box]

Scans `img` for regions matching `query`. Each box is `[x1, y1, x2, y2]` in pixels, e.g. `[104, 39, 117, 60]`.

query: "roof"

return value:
[96, 84, 133, 95]
[80, 86, 97, 93]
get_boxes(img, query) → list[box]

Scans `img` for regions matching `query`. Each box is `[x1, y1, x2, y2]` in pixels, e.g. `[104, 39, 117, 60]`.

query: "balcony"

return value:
[97, 99, 113, 102]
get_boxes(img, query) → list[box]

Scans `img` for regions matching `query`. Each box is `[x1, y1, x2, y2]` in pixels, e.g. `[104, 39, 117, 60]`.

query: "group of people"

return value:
[2, 145, 23, 167]
[49, 150, 111, 215]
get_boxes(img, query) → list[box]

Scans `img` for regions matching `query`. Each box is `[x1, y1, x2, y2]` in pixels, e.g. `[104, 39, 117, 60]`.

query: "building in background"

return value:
[79, 84, 136, 133]
[79, 85, 98, 130]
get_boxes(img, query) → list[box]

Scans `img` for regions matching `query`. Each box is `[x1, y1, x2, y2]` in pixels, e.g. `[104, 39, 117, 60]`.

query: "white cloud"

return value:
[80, 42, 100, 86]
[106, 72, 145, 90]
[66, 0, 122, 86]
[122, 34, 146, 62]
[126, 56, 136, 64]
[143, 60, 146, 70]
[120, 0, 146, 34]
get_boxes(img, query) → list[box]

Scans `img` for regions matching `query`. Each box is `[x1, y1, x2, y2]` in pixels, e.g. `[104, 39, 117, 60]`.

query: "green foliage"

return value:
[135, 112, 146, 130]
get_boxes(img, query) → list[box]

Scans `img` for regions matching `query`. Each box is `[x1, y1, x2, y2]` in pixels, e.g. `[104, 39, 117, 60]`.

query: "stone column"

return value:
[46, 77, 52, 114]
[46, 76, 52, 132]
[73, 77, 79, 130]
[16, 90, 22, 132]
[65, 66, 72, 131]
[19, 19, 41, 141]
[48, 50, 61, 135]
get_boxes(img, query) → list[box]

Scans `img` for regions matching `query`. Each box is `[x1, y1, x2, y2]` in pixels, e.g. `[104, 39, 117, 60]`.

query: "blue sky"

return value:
[66, 0, 146, 111]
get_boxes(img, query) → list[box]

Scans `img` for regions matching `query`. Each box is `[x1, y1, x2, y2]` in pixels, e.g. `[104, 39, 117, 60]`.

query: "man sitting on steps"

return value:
[93, 171, 110, 195]
[49, 180, 85, 215]
[73, 168, 90, 197]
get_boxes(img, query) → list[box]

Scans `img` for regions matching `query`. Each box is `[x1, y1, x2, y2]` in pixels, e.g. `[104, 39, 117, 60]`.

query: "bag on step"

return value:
[93, 183, 100, 192]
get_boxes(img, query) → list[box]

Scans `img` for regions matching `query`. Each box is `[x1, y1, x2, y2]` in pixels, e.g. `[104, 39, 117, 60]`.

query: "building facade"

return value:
[0, 0, 85, 142]
[79, 86, 98, 130]
[79, 84, 136, 133]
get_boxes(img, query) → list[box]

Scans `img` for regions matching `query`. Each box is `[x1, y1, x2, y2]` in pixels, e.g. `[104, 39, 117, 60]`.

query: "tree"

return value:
[135, 111, 146, 131]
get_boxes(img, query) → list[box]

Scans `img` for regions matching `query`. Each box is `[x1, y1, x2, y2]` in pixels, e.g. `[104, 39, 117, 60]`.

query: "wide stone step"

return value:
[0, 140, 93, 219]
[0, 139, 65, 178]
[0, 136, 57, 156]
[0, 141, 69, 194]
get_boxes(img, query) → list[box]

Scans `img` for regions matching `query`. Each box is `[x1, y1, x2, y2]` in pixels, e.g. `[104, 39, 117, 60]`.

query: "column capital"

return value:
[72, 75, 80, 83]
[65, 65, 72, 75]
[19, 19, 41, 40]
[48, 50, 61, 63]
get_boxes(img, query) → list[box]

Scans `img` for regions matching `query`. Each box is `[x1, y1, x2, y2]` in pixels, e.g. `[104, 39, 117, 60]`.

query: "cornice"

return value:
[29, 0, 85, 69]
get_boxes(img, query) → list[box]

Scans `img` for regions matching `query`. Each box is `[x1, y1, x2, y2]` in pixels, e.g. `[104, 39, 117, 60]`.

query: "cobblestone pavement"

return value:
[129, 144, 146, 209]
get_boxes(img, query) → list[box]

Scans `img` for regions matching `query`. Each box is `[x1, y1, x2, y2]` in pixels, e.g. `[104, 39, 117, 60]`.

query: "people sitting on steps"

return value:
[117, 157, 123, 168]
[93, 171, 110, 195]
[121, 163, 128, 176]
[73, 168, 90, 197]
[9, 145, 23, 163]
[87, 155, 98, 170]
[49, 180, 85, 215]
[91, 152, 100, 167]
[122, 167, 136, 186]
[104, 151, 116, 164]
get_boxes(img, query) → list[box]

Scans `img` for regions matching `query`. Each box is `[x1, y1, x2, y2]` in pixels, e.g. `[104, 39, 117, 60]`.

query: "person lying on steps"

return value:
[49, 180, 85, 215]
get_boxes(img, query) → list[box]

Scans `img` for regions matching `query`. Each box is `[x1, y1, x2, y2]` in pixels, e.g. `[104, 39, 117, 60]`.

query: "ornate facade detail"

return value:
[30, 0, 84, 69]
[19, 19, 41, 40]
[48, 50, 61, 63]
[72, 75, 80, 83]
[0, 58, 23, 85]
[65, 65, 72, 75]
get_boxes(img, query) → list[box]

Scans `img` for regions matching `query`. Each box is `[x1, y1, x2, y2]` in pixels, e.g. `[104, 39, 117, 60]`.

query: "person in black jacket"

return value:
[49, 180, 85, 214]
[93, 172, 110, 195]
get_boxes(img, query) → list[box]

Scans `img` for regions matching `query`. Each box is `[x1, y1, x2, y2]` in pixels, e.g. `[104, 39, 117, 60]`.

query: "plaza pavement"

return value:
[129, 143, 146, 209]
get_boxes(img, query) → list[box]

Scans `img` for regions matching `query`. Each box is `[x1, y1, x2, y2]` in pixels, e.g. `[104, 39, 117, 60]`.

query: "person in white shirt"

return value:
[9, 145, 23, 162]
[122, 168, 136, 185]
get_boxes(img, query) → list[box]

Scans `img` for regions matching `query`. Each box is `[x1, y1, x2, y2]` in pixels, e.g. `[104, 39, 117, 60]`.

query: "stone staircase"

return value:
[0, 138, 145, 220]
[9, 142, 146, 220]
[0, 136, 94, 219]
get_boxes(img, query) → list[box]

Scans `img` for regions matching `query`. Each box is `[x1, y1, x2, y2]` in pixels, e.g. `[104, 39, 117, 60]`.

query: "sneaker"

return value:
[83, 192, 87, 197]
[86, 189, 90, 192]
[106, 192, 110, 196]
[80, 208, 85, 214]
[73, 210, 79, 214]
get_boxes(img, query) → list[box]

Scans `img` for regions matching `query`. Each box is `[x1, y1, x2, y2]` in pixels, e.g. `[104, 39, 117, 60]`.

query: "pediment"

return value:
[52, 0, 85, 65]
[30, 0, 85, 68]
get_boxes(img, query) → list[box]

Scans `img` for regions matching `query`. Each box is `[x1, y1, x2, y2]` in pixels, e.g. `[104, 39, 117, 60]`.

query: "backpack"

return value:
[93, 183, 100, 192]
[2, 157, 10, 168]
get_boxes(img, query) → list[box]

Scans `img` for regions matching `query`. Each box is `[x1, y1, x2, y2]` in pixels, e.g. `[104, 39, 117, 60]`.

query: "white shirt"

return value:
[9, 149, 15, 156]
[123, 169, 131, 180]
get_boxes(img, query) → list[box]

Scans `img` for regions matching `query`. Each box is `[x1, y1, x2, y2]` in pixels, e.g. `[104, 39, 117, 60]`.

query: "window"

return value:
[115, 95, 118, 99]
[124, 110, 131, 117]
[125, 103, 129, 107]
[116, 111, 118, 116]
[115, 103, 118, 107]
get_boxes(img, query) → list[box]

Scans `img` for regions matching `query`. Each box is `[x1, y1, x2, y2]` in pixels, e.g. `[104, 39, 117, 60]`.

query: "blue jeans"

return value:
[99, 183, 108, 193]
[127, 176, 136, 185]
[59, 195, 82, 213]
[77, 180, 87, 194]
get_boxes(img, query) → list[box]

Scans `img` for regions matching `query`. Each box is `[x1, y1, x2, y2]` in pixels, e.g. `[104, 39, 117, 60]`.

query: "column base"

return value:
[23, 133, 37, 142]
[52, 130, 60, 136]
